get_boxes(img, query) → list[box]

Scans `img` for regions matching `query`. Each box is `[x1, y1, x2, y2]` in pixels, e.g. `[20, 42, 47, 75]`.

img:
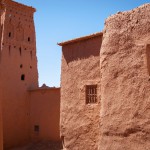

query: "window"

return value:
[20, 64, 23, 68]
[34, 125, 39, 132]
[9, 45, 11, 55]
[28, 37, 30, 42]
[19, 47, 22, 56]
[9, 32, 11, 37]
[86, 85, 97, 104]
[21, 74, 25, 81]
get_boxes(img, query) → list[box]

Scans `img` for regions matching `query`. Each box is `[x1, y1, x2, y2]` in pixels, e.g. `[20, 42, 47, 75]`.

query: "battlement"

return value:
[2, 0, 36, 13]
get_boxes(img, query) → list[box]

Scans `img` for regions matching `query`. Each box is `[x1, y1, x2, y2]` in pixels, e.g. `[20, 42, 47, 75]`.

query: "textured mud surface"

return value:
[99, 3, 150, 150]
[8, 141, 63, 150]
[60, 35, 102, 150]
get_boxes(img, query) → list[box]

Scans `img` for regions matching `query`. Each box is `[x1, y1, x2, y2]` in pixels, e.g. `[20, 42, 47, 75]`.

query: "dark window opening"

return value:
[30, 51, 32, 60]
[30, 66, 32, 69]
[19, 47, 22, 56]
[21, 74, 25, 81]
[9, 45, 11, 55]
[86, 85, 97, 104]
[34, 125, 39, 132]
[20, 64, 23, 68]
[28, 37, 30, 42]
[9, 32, 11, 37]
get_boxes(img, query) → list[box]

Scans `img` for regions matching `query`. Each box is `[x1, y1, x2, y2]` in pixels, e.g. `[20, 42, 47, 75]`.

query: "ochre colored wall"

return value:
[29, 88, 60, 142]
[0, 2, 4, 150]
[99, 4, 150, 150]
[60, 35, 102, 150]
[1, 0, 38, 149]
[0, 89, 3, 150]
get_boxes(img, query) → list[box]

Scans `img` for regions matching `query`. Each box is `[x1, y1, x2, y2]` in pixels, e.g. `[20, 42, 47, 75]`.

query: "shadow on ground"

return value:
[8, 141, 63, 150]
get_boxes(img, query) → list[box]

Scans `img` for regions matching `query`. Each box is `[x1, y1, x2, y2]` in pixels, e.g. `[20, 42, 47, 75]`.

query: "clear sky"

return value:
[14, 0, 149, 87]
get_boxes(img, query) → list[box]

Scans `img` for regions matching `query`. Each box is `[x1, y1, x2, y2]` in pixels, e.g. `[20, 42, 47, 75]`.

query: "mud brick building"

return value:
[0, 0, 150, 150]
[0, 0, 60, 149]
[59, 3, 150, 150]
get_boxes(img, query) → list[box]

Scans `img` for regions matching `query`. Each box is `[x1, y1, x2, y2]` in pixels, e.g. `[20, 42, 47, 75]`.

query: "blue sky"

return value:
[14, 0, 150, 87]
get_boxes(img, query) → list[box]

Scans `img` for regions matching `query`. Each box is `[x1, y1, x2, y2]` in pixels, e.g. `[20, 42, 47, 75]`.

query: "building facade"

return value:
[59, 33, 102, 150]
[29, 86, 60, 142]
[0, 0, 150, 150]
[1, 0, 38, 148]
[0, 0, 61, 149]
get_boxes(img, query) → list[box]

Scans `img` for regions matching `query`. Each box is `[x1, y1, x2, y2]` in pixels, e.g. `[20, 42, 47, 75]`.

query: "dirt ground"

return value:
[8, 141, 63, 150]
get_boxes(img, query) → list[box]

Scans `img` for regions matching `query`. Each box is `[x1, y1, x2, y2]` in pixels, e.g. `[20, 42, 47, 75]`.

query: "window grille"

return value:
[86, 85, 97, 104]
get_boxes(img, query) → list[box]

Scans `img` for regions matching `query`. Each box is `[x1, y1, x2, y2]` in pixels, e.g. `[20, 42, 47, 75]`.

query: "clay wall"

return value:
[99, 4, 150, 150]
[29, 88, 60, 142]
[0, 2, 5, 150]
[0, 84, 3, 150]
[60, 34, 102, 150]
[0, 0, 38, 148]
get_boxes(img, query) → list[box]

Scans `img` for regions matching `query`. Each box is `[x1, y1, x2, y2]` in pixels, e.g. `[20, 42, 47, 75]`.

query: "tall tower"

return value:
[0, 0, 38, 148]
[0, 1, 5, 149]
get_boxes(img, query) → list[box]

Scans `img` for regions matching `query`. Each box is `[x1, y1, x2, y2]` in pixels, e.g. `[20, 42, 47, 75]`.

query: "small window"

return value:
[21, 74, 25, 81]
[19, 47, 22, 56]
[20, 64, 23, 68]
[28, 37, 30, 42]
[86, 85, 97, 104]
[9, 32, 11, 37]
[34, 125, 39, 132]
[9, 45, 11, 55]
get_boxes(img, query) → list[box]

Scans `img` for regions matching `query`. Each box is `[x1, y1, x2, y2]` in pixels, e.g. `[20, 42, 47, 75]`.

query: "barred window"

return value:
[86, 85, 97, 104]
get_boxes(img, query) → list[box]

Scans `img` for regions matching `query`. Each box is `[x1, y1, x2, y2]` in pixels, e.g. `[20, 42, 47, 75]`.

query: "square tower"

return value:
[0, 0, 38, 148]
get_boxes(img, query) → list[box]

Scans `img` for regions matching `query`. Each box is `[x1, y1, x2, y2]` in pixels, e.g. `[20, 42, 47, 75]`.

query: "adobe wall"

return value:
[0, 2, 4, 150]
[1, 0, 38, 148]
[60, 34, 102, 150]
[99, 4, 150, 150]
[0, 87, 3, 150]
[29, 87, 60, 142]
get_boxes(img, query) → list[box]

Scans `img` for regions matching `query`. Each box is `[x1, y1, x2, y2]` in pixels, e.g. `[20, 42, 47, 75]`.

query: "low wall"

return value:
[29, 87, 60, 142]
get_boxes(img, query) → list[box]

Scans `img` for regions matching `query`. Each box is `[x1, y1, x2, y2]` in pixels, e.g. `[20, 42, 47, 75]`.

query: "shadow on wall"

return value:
[62, 36, 102, 64]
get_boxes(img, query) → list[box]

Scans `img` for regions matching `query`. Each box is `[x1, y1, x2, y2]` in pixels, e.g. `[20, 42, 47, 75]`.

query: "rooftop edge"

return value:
[58, 32, 103, 46]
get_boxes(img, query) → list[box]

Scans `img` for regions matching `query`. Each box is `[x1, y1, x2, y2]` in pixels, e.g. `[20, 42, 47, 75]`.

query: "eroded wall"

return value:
[99, 4, 150, 150]
[1, 0, 38, 148]
[29, 88, 60, 142]
[60, 35, 102, 150]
